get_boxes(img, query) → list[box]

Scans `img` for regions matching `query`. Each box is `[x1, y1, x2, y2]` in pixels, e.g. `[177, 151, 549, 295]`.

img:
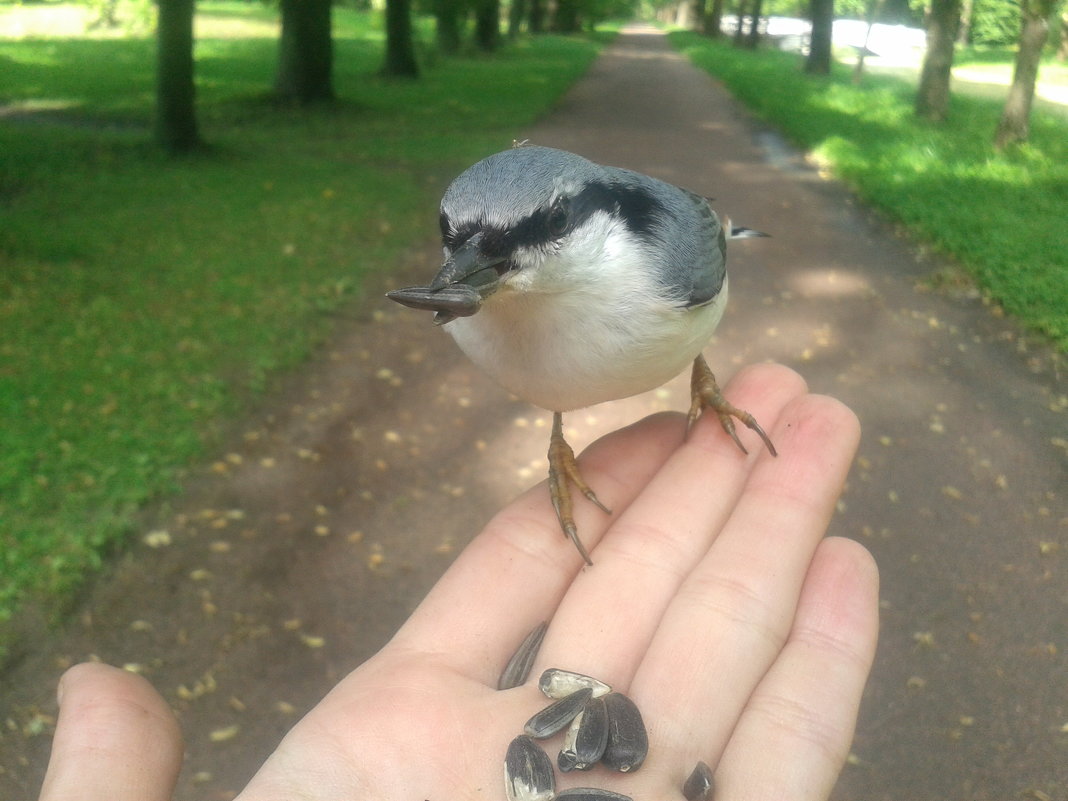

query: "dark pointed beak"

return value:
[386, 232, 508, 325]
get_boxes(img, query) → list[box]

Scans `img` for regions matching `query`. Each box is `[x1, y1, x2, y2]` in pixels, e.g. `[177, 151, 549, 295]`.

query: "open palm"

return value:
[39, 364, 878, 801]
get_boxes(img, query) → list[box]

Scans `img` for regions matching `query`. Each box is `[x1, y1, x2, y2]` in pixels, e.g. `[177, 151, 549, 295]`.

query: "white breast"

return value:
[445, 274, 728, 413]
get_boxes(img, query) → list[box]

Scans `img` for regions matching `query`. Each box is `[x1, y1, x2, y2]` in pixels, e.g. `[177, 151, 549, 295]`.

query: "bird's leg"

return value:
[687, 354, 778, 457]
[547, 412, 611, 566]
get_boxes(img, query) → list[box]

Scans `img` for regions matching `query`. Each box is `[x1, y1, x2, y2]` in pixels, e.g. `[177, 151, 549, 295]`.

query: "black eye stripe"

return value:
[440, 180, 665, 255]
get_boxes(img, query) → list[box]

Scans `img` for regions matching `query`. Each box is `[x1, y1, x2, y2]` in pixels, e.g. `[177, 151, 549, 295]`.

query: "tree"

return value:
[155, 0, 200, 154]
[806, 0, 834, 72]
[434, 0, 464, 53]
[529, 0, 546, 33]
[553, 0, 581, 32]
[276, 0, 334, 104]
[474, 0, 500, 50]
[995, 0, 1058, 147]
[915, 0, 962, 120]
[508, 0, 527, 38]
[384, 0, 419, 77]
[746, 0, 764, 46]
[705, 0, 726, 36]
[1059, 5, 1068, 59]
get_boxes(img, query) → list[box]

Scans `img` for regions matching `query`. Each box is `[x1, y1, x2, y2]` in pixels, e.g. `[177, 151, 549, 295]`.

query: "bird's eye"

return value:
[547, 198, 570, 238]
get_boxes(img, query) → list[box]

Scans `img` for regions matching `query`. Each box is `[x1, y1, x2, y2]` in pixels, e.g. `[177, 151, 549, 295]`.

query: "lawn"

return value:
[670, 31, 1068, 351]
[0, 2, 605, 633]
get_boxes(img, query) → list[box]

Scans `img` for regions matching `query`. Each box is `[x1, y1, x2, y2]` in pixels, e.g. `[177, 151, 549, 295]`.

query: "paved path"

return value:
[2, 27, 1065, 801]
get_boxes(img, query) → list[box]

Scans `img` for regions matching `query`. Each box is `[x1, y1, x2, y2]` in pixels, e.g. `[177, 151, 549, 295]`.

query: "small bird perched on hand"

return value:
[388, 145, 776, 565]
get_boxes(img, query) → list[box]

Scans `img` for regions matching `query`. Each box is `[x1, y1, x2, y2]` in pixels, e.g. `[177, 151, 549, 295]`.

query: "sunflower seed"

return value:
[539, 668, 611, 700]
[559, 694, 608, 771]
[505, 735, 556, 801]
[524, 687, 593, 739]
[601, 692, 648, 773]
[555, 789, 633, 801]
[498, 621, 549, 690]
[683, 760, 715, 801]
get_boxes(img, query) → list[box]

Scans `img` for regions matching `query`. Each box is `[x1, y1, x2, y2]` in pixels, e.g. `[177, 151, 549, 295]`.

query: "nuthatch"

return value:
[388, 145, 776, 564]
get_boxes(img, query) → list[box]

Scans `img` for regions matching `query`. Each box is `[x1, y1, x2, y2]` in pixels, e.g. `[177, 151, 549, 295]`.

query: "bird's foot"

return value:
[687, 355, 778, 457]
[548, 412, 611, 566]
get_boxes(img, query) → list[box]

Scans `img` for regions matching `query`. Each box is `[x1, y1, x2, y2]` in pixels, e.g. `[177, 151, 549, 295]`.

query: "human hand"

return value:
[38, 363, 878, 801]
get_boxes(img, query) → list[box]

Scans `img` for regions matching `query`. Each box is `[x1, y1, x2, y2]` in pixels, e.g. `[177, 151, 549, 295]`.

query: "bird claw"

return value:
[688, 355, 777, 457]
[548, 412, 610, 565]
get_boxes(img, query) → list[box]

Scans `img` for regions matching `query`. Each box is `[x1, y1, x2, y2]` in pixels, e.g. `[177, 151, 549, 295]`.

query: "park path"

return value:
[2, 26, 1066, 801]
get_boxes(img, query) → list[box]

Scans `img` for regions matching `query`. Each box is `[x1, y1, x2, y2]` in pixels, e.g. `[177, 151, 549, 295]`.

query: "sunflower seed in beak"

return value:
[498, 621, 548, 691]
[505, 735, 556, 801]
[683, 760, 715, 801]
[539, 668, 611, 700]
[601, 692, 648, 773]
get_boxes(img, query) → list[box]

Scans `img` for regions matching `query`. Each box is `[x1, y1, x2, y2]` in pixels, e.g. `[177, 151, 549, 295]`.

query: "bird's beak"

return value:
[386, 232, 507, 325]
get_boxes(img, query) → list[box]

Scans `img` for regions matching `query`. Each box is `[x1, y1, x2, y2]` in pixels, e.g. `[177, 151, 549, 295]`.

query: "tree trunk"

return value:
[705, 0, 725, 36]
[474, 0, 500, 50]
[746, 0, 763, 47]
[276, 0, 334, 104]
[915, 0, 961, 120]
[435, 0, 463, 53]
[957, 0, 973, 44]
[692, 0, 707, 33]
[1059, 5, 1067, 60]
[806, 0, 834, 73]
[155, 0, 200, 154]
[553, 0, 580, 32]
[994, 0, 1055, 147]
[508, 0, 526, 38]
[733, 0, 749, 46]
[383, 0, 419, 77]
[529, 0, 545, 33]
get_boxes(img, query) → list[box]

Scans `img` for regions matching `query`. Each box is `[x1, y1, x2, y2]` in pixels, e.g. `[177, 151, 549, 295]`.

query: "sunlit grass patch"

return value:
[670, 31, 1068, 351]
[0, 3, 604, 633]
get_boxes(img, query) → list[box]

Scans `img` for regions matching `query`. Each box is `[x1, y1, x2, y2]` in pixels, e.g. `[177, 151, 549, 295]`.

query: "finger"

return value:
[389, 411, 686, 685]
[535, 364, 808, 688]
[635, 393, 862, 758]
[38, 663, 183, 801]
[714, 537, 880, 800]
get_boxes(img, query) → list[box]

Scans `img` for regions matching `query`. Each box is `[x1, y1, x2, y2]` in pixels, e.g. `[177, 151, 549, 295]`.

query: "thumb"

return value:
[38, 662, 183, 801]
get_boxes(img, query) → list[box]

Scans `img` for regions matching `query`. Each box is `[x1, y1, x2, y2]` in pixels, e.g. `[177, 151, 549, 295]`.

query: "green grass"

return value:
[670, 31, 1068, 350]
[0, 3, 605, 631]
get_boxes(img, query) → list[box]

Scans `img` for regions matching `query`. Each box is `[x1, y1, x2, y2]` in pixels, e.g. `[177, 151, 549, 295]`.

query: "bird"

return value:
[387, 144, 776, 565]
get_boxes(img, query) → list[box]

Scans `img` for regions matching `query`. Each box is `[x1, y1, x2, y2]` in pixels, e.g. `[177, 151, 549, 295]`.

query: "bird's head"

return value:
[387, 146, 666, 324]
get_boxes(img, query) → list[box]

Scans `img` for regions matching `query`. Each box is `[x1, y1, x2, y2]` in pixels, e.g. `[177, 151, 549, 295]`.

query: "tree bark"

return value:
[806, 0, 834, 73]
[155, 0, 200, 154]
[553, 0, 580, 32]
[705, 0, 725, 36]
[275, 0, 334, 104]
[474, 0, 500, 51]
[1059, 5, 1067, 60]
[508, 0, 527, 38]
[915, 0, 961, 120]
[383, 0, 419, 77]
[746, 0, 763, 47]
[995, 0, 1055, 147]
[529, 0, 545, 33]
[435, 0, 463, 53]
[733, 0, 749, 46]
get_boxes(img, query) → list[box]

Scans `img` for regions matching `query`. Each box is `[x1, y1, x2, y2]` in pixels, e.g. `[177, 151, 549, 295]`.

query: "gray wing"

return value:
[675, 188, 727, 308]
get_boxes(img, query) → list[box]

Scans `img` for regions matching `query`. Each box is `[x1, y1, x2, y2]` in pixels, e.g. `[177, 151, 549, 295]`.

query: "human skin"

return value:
[38, 363, 878, 801]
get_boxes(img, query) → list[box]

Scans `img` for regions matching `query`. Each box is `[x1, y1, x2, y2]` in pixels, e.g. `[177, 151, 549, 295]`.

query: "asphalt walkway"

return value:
[2, 26, 1065, 801]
